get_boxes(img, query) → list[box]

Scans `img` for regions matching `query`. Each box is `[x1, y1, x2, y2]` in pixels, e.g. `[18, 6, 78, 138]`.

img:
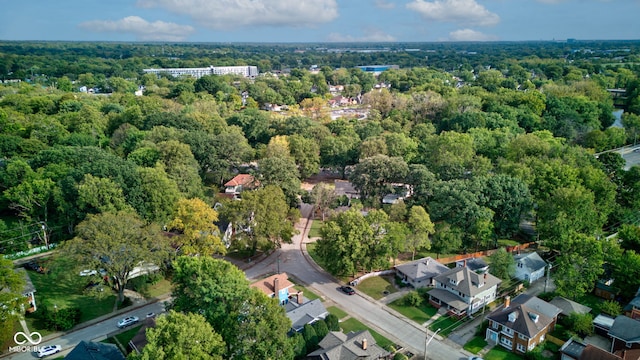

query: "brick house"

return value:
[485, 294, 561, 354]
[609, 316, 640, 353]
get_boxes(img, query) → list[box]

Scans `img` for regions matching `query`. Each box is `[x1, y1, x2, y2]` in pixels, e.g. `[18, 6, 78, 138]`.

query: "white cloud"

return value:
[327, 29, 396, 42]
[79, 16, 194, 41]
[406, 0, 500, 26]
[137, 0, 338, 29]
[374, 0, 396, 9]
[448, 28, 498, 41]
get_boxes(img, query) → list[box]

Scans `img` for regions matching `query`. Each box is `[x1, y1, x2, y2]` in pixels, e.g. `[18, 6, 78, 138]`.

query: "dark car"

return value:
[340, 286, 356, 295]
[24, 261, 47, 274]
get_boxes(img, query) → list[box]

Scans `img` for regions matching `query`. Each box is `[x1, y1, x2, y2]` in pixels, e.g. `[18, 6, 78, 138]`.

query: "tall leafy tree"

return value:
[171, 257, 294, 360]
[317, 209, 371, 276]
[0, 258, 25, 345]
[406, 206, 435, 260]
[349, 155, 409, 205]
[258, 156, 301, 208]
[488, 248, 516, 280]
[553, 233, 604, 300]
[61, 211, 169, 303]
[135, 310, 226, 360]
[168, 198, 226, 256]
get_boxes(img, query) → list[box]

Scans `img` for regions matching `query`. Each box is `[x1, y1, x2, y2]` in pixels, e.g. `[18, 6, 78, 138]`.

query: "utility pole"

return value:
[40, 222, 49, 249]
[424, 328, 441, 360]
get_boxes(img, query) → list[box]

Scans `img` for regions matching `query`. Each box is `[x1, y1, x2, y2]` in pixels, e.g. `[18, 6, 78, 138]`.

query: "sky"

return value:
[1, 0, 639, 43]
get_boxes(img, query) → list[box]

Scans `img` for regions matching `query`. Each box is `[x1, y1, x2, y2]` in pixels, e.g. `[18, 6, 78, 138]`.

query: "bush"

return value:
[313, 319, 329, 339]
[38, 304, 82, 331]
[405, 291, 423, 307]
[325, 314, 339, 331]
[566, 312, 593, 337]
[394, 353, 409, 360]
[292, 332, 307, 360]
[601, 300, 622, 317]
[303, 323, 319, 351]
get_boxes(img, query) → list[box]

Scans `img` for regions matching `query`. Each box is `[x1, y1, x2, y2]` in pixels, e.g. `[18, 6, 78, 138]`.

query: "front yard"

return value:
[429, 315, 470, 336]
[356, 276, 397, 300]
[388, 294, 437, 324]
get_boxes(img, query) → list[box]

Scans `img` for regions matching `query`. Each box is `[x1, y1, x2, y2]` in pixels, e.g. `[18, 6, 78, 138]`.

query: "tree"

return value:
[258, 156, 301, 208]
[600, 300, 622, 317]
[488, 248, 516, 281]
[430, 222, 463, 257]
[288, 134, 320, 179]
[135, 310, 226, 360]
[618, 224, 640, 251]
[0, 258, 25, 345]
[168, 198, 226, 256]
[553, 233, 604, 300]
[303, 323, 319, 351]
[316, 209, 371, 276]
[320, 135, 359, 179]
[406, 206, 435, 260]
[566, 312, 593, 337]
[76, 174, 133, 214]
[61, 211, 169, 303]
[136, 166, 181, 223]
[312, 320, 329, 340]
[309, 183, 337, 221]
[349, 155, 409, 205]
[324, 314, 339, 331]
[171, 256, 293, 360]
[478, 175, 532, 238]
[291, 333, 307, 360]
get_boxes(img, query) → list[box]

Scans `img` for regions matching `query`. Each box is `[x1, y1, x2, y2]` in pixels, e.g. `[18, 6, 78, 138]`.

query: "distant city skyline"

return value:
[1, 0, 639, 43]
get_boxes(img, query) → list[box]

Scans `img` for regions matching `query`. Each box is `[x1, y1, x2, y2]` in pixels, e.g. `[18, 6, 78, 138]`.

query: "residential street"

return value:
[3, 301, 166, 360]
[245, 203, 469, 360]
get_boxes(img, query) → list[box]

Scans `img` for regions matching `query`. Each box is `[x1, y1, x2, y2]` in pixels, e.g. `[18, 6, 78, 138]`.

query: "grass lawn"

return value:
[357, 276, 397, 300]
[293, 285, 321, 301]
[28, 270, 116, 325]
[429, 315, 469, 336]
[388, 297, 437, 324]
[497, 239, 521, 247]
[327, 306, 348, 320]
[308, 220, 324, 238]
[142, 278, 173, 299]
[464, 336, 488, 354]
[484, 346, 523, 360]
[115, 324, 143, 347]
[339, 318, 394, 349]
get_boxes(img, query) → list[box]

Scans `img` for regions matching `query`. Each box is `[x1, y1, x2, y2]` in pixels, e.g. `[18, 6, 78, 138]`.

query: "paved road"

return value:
[4, 302, 166, 360]
[619, 147, 640, 170]
[246, 203, 468, 360]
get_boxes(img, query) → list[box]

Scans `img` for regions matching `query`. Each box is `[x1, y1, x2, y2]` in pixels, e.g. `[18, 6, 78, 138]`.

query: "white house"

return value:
[513, 252, 547, 283]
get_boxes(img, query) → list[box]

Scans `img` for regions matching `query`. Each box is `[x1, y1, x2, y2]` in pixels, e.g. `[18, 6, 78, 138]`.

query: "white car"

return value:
[37, 345, 61, 358]
[117, 316, 139, 328]
[79, 269, 97, 276]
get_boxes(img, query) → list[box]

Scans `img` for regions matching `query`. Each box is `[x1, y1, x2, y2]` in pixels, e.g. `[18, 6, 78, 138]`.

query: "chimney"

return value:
[463, 259, 467, 267]
[504, 296, 511, 308]
[297, 291, 304, 304]
[484, 273, 487, 280]
[362, 338, 368, 350]
[274, 277, 280, 296]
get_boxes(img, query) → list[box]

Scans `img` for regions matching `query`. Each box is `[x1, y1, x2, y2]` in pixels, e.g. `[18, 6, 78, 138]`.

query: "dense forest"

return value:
[1, 40, 640, 303]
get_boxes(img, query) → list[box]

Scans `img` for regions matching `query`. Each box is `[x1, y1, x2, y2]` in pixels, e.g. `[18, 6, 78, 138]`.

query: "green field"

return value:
[308, 220, 324, 238]
[464, 336, 488, 354]
[357, 276, 397, 300]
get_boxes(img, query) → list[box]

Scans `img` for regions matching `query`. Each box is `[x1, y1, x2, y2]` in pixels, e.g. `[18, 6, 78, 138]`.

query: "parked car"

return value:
[79, 269, 98, 276]
[340, 286, 356, 295]
[469, 356, 484, 360]
[24, 261, 47, 274]
[146, 312, 156, 318]
[117, 316, 139, 328]
[37, 345, 61, 358]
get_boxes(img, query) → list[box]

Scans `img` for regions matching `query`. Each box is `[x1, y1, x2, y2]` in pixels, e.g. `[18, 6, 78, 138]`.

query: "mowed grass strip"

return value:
[464, 335, 488, 354]
[327, 306, 348, 320]
[339, 318, 394, 349]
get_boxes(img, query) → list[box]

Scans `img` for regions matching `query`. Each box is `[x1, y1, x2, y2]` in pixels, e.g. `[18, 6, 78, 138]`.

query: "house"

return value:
[285, 296, 329, 332]
[334, 180, 359, 199]
[307, 330, 390, 359]
[65, 340, 125, 360]
[485, 294, 562, 354]
[428, 266, 501, 318]
[513, 252, 547, 283]
[549, 296, 592, 318]
[594, 314, 616, 337]
[395, 257, 449, 288]
[595, 278, 619, 300]
[14, 268, 37, 313]
[224, 174, 258, 197]
[609, 316, 640, 352]
[560, 338, 622, 360]
[624, 288, 640, 320]
[250, 273, 295, 305]
[455, 257, 489, 273]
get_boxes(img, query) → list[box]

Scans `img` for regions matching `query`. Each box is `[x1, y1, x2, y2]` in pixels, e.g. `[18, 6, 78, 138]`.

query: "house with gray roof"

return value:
[609, 315, 640, 352]
[308, 330, 390, 360]
[549, 296, 592, 317]
[285, 298, 329, 332]
[514, 252, 547, 283]
[456, 257, 489, 273]
[65, 340, 125, 360]
[395, 257, 449, 288]
[428, 266, 501, 318]
[486, 294, 561, 354]
[624, 287, 640, 320]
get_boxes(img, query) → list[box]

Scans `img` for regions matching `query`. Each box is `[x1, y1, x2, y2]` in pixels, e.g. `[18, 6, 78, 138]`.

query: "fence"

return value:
[436, 242, 537, 265]
[349, 269, 395, 286]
